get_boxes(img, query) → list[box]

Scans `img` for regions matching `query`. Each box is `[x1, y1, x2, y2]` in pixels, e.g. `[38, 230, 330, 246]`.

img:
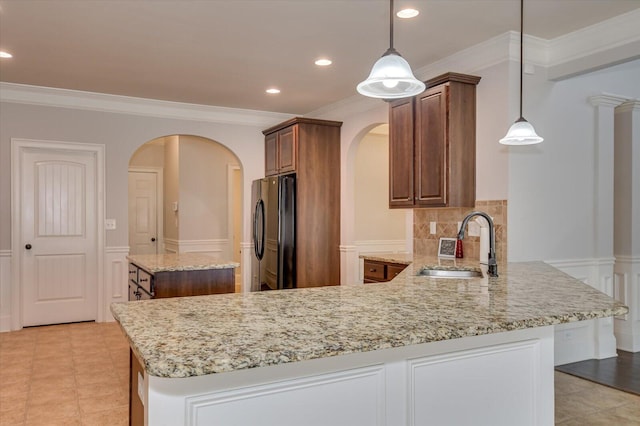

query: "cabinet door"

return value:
[278, 126, 297, 174]
[265, 132, 278, 176]
[415, 85, 448, 207]
[387, 264, 407, 280]
[389, 98, 415, 208]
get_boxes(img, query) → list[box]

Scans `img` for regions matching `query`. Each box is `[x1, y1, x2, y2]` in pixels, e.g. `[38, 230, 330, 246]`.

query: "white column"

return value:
[613, 100, 640, 352]
[588, 94, 628, 358]
[240, 242, 253, 293]
[340, 245, 359, 286]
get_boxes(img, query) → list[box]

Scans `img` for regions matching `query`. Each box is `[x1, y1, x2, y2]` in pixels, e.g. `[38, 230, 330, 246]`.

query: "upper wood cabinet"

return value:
[265, 125, 297, 176]
[389, 72, 481, 208]
[262, 117, 343, 288]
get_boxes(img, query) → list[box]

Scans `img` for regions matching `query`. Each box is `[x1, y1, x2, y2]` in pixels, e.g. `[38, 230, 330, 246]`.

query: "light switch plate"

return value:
[429, 222, 436, 235]
[105, 219, 116, 230]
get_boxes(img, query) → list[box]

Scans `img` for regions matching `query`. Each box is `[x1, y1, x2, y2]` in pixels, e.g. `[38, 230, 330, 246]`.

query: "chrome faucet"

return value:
[457, 211, 498, 277]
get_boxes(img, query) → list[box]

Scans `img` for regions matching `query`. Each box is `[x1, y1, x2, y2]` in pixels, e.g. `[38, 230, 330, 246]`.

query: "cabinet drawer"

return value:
[128, 264, 138, 283]
[363, 260, 386, 281]
[137, 269, 153, 295]
[387, 264, 407, 280]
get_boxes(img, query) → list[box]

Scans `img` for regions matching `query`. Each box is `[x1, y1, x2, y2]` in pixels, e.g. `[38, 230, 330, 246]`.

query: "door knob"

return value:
[25, 244, 32, 250]
[151, 237, 156, 242]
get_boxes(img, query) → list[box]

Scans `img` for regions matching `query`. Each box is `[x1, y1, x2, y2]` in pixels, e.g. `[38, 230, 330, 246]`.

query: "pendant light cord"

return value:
[389, 0, 394, 51]
[519, 0, 524, 119]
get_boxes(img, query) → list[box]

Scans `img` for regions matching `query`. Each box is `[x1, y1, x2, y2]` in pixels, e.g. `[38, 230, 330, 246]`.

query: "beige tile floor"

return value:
[0, 322, 129, 425]
[1, 322, 639, 425]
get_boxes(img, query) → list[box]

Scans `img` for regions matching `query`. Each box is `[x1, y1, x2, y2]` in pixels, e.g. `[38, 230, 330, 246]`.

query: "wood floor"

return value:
[1, 322, 639, 425]
[556, 351, 640, 396]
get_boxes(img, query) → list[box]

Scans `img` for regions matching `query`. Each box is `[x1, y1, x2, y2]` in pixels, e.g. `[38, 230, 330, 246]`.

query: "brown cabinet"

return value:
[263, 117, 342, 288]
[129, 350, 144, 426]
[265, 125, 297, 176]
[363, 259, 408, 283]
[389, 72, 481, 208]
[128, 262, 235, 300]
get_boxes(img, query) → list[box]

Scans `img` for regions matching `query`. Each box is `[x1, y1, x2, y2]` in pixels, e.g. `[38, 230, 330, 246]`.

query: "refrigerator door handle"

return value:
[254, 199, 265, 260]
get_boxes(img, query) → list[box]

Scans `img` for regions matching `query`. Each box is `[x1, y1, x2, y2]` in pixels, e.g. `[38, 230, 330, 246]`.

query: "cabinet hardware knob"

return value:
[369, 268, 376, 272]
[25, 244, 32, 250]
[151, 237, 156, 242]
[129, 270, 136, 274]
[140, 278, 148, 282]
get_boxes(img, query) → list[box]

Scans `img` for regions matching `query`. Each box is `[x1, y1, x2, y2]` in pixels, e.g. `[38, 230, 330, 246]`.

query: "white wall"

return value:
[130, 141, 165, 168]
[354, 132, 405, 242]
[508, 59, 640, 262]
[178, 135, 239, 258]
[164, 135, 180, 241]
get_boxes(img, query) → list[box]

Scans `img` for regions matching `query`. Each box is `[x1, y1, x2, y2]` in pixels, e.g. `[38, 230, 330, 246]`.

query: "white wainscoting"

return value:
[0, 250, 11, 332]
[164, 239, 230, 260]
[546, 257, 618, 365]
[144, 326, 554, 426]
[354, 240, 409, 284]
[104, 247, 130, 322]
[614, 255, 640, 352]
[185, 366, 386, 426]
[408, 340, 544, 426]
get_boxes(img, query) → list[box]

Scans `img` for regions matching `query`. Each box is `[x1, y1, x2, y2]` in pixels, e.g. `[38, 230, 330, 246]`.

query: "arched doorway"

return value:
[128, 134, 243, 290]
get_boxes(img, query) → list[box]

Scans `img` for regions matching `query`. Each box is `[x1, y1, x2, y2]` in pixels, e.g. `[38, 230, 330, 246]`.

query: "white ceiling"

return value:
[1, 0, 638, 115]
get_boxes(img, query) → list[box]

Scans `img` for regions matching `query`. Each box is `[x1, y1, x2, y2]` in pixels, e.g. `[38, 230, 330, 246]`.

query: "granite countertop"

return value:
[111, 258, 628, 378]
[359, 252, 413, 265]
[127, 253, 240, 273]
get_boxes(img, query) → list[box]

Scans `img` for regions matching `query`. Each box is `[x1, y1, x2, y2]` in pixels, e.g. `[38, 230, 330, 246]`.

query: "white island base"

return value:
[135, 325, 555, 426]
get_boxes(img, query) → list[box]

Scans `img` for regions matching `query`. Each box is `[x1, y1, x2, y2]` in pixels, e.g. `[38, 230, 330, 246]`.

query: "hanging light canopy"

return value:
[357, 0, 425, 100]
[499, 0, 543, 145]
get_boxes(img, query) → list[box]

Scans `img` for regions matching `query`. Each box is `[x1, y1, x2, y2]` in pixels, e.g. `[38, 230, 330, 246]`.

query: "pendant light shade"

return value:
[500, 0, 543, 145]
[499, 117, 543, 145]
[357, 0, 425, 100]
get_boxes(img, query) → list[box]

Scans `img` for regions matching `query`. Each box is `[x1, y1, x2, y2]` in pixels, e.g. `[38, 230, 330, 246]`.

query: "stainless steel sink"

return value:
[418, 269, 483, 278]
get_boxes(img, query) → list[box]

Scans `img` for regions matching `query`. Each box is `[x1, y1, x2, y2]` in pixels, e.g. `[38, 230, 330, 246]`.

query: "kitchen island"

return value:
[127, 253, 239, 299]
[111, 259, 627, 426]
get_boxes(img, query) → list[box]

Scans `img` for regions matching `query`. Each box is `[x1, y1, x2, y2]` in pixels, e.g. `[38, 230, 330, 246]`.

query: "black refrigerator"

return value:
[251, 174, 296, 291]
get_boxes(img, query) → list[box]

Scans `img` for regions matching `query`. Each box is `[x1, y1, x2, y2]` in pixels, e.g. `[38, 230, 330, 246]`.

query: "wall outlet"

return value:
[429, 222, 436, 234]
[137, 372, 145, 405]
[105, 219, 116, 230]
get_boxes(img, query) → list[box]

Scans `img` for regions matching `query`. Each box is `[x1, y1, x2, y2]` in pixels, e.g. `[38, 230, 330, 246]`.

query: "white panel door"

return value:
[128, 171, 158, 255]
[21, 149, 98, 326]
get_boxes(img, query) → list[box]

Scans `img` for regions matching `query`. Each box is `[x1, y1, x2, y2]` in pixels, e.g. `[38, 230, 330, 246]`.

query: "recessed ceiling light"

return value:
[0, 51, 13, 58]
[266, 88, 281, 94]
[315, 58, 332, 66]
[397, 8, 419, 19]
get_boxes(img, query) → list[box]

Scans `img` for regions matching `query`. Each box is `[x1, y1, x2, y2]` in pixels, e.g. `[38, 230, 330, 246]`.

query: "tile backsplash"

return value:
[413, 200, 507, 264]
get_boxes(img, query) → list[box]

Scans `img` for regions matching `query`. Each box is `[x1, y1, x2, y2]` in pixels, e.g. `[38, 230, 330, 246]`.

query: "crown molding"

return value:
[589, 93, 632, 107]
[616, 100, 640, 113]
[548, 9, 640, 67]
[547, 9, 640, 80]
[0, 82, 294, 127]
[2, 9, 638, 121]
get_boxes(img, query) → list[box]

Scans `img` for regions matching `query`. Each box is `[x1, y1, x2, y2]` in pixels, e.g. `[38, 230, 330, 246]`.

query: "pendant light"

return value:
[357, 0, 425, 100]
[499, 0, 543, 145]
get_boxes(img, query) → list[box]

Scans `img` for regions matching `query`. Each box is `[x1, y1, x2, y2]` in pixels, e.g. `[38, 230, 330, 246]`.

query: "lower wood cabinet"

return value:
[363, 260, 408, 283]
[128, 262, 235, 300]
[129, 350, 144, 426]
